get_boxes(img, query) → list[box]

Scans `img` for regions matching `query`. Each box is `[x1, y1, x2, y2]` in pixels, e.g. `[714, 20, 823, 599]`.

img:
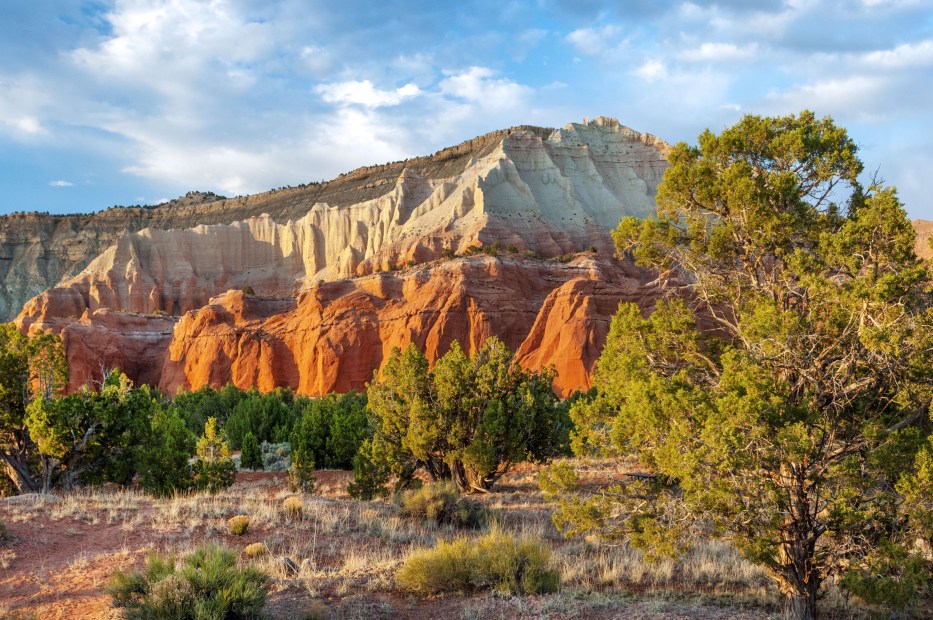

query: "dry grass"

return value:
[0, 462, 801, 619]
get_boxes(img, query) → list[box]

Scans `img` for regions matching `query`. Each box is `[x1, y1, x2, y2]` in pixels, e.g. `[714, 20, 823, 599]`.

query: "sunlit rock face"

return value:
[16, 118, 675, 394]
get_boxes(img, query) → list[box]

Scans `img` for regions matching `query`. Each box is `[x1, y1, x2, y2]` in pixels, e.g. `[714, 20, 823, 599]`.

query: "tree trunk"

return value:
[782, 587, 818, 620]
[1, 454, 36, 494]
[450, 460, 492, 493]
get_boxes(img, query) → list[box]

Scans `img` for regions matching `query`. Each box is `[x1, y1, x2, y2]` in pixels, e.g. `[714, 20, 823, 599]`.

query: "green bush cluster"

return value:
[239, 432, 262, 470]
[351, 337, 570, 498]
[398, 481, 488, 529]
[289, 392, 370, 491]
[108, 544, 267, 619]
[396, 530, 559, 595]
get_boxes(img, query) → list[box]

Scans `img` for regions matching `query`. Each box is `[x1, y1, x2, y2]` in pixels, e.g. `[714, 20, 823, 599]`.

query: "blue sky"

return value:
[1, 0, 931, 219]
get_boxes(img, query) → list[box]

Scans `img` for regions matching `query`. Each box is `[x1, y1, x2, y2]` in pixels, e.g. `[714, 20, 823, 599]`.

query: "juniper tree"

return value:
[352, 338, 569, 497]
[542, 112, 933, 619]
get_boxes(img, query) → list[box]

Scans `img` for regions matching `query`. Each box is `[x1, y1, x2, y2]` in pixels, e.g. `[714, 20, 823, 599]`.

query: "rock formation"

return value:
[11, 117, 932, 396]
[14, 117, 674, 394]
[0, 118, 666, 322]
[158, 253, 668, 397]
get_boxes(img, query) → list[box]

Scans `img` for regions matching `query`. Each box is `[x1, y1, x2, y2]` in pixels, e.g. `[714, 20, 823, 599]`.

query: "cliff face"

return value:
[13, 116, 926, 397]
[158, 254, 668, 397]
[17, 118, 669, 326]
[13, 117, 672, 395]
[0, 118, 666, 322]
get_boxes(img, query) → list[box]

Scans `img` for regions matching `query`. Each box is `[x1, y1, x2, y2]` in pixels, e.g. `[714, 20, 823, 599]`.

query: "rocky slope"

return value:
[1, 118, 666, 322]
[15, 117, 673, 394]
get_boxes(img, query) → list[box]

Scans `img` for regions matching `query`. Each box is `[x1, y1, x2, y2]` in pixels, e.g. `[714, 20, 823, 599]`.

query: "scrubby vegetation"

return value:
[108, 544, 268, 619]
[351, 337, 571, 498]
[543, 111, 933, 619]
[228, 515, 250, 535]
[398, 481, 488, 529]
[396, 529, 559, 595]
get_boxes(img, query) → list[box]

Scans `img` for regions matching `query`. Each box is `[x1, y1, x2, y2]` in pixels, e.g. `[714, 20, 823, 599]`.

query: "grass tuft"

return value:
[228, 515, 250, 536]
[396, 529, 559, 595]
[398, 481, 488, 529]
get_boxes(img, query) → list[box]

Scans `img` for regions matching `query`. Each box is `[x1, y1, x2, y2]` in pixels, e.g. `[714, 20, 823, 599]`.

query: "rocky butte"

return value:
[8, 117, 931, 396]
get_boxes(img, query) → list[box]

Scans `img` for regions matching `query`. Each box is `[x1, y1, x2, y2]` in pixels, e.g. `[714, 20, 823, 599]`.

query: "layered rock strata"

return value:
[2, 117, 667, 321]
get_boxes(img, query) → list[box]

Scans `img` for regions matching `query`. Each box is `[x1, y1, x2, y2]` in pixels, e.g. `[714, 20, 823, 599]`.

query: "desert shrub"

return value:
[228, 515, 250, 536]
[192, 418, 237, 493]
[555, 252, 575, 263]
[239, 432, 263, 471]
[506, 245, 519, 254]
[260, 442, 290, 471]
[243, 543, 266, 559]
[441, 248, 456, 259]
[108, 544, 267, 619]
[521, 249, 539, 259]
[139, 407, 196, 497]
[241, 285, 255, 295]
[396, 530, 559, 595]
[353, 338, 570, 497]
[481, 241, 501, 256]
[283, 496, 303, 518]
[290, 392, 369, 471]
[171, 384, 245, 435]
[224, 390, 296, 449]
[398, 481, 488, 529]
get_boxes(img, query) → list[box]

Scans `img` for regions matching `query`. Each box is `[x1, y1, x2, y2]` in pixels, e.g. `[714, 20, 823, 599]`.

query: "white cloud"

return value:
[764, 75, 891, 120]
[862, 40, 933, 68]
[564, 25, 622, 56]
[439, 67, 531, 109]
[679, 42, 759, 62]
[49, 180, 74, 187]
[634, 59, 667, 81]
[315, 80, 421, 108]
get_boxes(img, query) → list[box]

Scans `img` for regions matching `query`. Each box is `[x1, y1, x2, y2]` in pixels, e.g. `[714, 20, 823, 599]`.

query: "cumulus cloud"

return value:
[564, 25, 622, 56]
[439, 67, 532, 109]
[634, 59, 667, 81]
[679, 42, 759, 62]
[316, 80, 421, 108]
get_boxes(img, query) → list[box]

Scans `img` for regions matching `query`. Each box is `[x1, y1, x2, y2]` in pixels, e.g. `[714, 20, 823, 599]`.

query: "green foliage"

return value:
[192, 417, 237, 493]
[223, 389, 297, 450]
[239, 432, 262, 471]
[259, 441, 290, 472]
[138, 407, 196, 497]
[170, 384, 245, 436]
[0, 327, 68, 493]
[289, 391, 369, 472]
[396, 530, 559, 595]
[108, 544, 268, 619]
[355, 338, 569, 496]
[397, 481, 489, 529]
[25, 370, 151, 491]
[555, 111, 933, 618]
